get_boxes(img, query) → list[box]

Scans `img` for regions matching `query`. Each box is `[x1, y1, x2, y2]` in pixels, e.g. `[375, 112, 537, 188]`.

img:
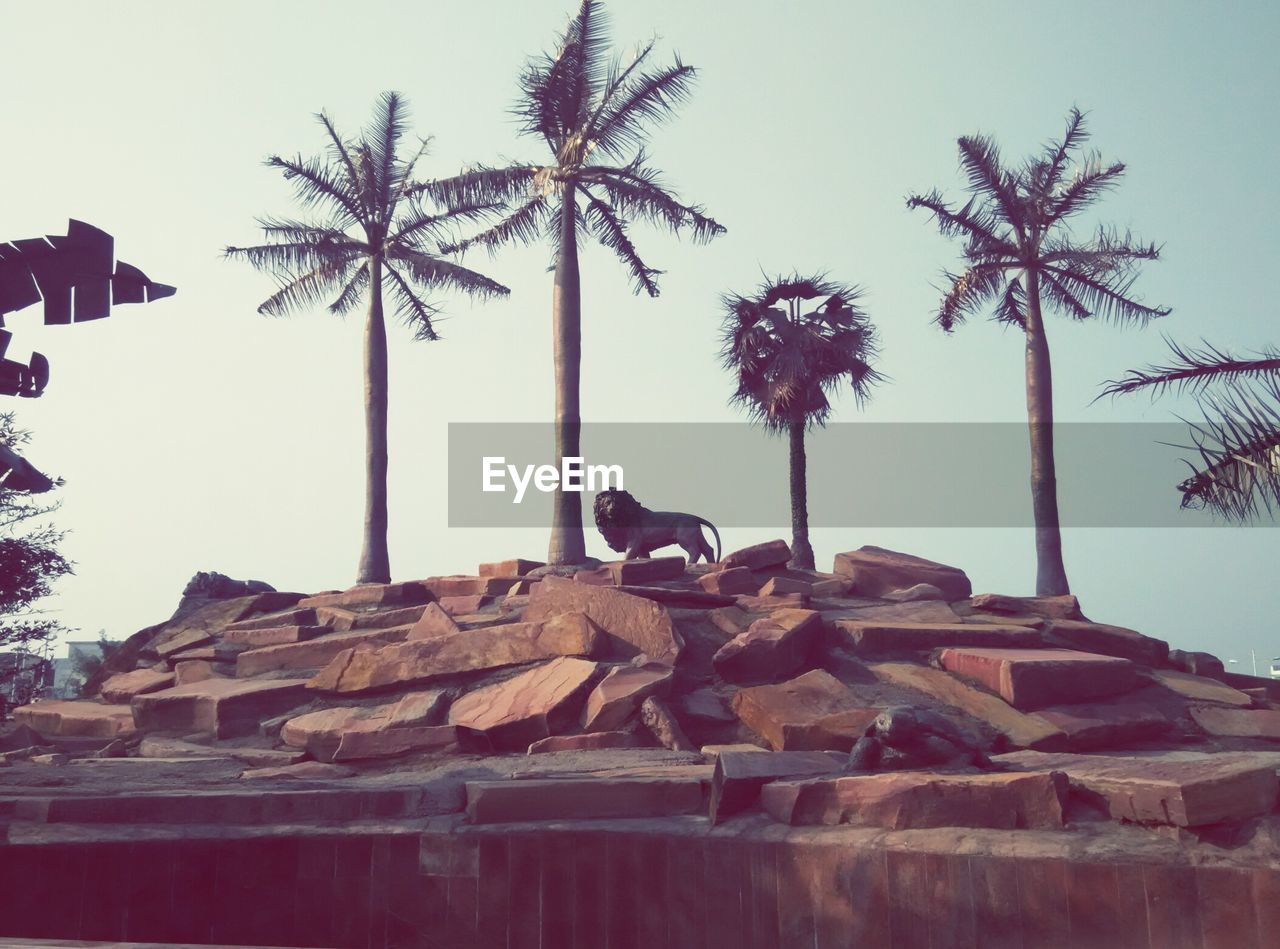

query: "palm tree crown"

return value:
[907, 108, 1169, 333]
[433, 0, 725, 288]
[226, 91, 509, 333]
[720, 275, 881, 429]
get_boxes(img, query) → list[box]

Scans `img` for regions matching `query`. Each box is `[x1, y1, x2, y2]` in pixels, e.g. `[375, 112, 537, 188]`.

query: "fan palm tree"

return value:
[907, 108, 1170, 595]
[226, 92, 509, 584]
[720, 276, 881, 570]
[1101, 339, 1280, 519]
[431, 0, 725, 564]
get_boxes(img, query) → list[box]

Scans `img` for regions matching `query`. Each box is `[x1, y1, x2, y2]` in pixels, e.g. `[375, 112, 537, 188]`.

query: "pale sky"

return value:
[2, 1, 1277, 670]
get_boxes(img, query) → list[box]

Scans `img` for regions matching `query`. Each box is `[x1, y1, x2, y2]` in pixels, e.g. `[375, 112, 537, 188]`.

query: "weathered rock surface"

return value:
[575, 557, 686, 586]
[731, 670, 878, 752]
[281, 690, 450, 761]
[13, 701, 137, 739]
[882, 583, 945, 602]
[967, 594, 1084, 620]
[479, 558, 543, 577]
[870, 662, 1065, 749]
[406, 602, 461, 640]
[641, 696, 697, 751]
[712, 609, 823, 683]
[1043, 619, 1169, 666]
[131, 678, 310, 737]
[997, 750, 1280, 826]
[308, 612, 601, 694]
[709, 750, 842, 823]
[465, 775, 706, 823]
[447, 657, 602, 751]
[524, 576, 681, 663]
[99, 668, 175, 703]
[1168, 648, 1226, 679]
[581, 662, 674, 732]
[833, 546, 971, 601]
[236, 625, 413, 677]
[1151, 669, 1254, 707]
[527, 732, 646, 754]
[221, 624, 328, 647]
[1189, 706, 1280, 740]
[1032, 703, 1173, 750]
[938, 647, 1138, 710]
[697, 567, 760, 596]
[830, 620, 1041, 655]
[298, 581, 433, 611]
[761, 771, 1068, 829]
[716, 539, 791, 572]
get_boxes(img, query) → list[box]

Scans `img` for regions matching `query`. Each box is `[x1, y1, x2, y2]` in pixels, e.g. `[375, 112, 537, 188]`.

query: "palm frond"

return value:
[441, 195, 551, 255]
[315, 111, 366, 216]
[223, 239, 359, 274]
[956, 133, 1020, 222]
[905, 192, 1012, 255]
[385, 247, 511, 300]
[1049, 158, 1126, 223]
[391, 198, 503, 246]
[366, 91, 407, 215]
[590, 60, 697, 160]
[265, 154, 362, 225]
[994, 276, 1027, 328]
[253, 217, 349, 243]
[1045, 264, 1171, 326]
[1032, 106, 1089, 196]
[934, 264, 1005, 332]
[422, 164, 540, 209]
[328, 263, 370, 315]
[1100, 338, 1280, 399]
[590, 161, 725, 242]
[256, 256, 359, 318]
[1177, 378, 1280, 520]
[581, 193, 660, 296]
[382, 262, 442, 341]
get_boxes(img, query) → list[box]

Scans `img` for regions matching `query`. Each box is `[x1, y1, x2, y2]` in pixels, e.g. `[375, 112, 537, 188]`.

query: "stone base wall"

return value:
[0, 823, 1273, 948]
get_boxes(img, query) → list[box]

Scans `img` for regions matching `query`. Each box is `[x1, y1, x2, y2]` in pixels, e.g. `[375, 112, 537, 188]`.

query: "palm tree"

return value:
[431, 0, 725, 564]
[720, 276, 881, 570]
[226, 92, 509, 584]
[1101, 339, 1280, 519]
[907, 108, 1170, 595]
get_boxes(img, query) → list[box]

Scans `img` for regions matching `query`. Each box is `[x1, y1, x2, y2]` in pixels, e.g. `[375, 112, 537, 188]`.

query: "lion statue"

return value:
[592, 489, 721, 564]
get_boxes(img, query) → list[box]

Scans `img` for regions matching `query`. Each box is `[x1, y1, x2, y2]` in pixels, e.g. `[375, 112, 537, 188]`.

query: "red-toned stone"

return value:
[882, 583, 945, 602]
[676, 687, 736, 725]
[479, 559, 544, 577]
[698, 567, 760, 596]
[716, 539, 792, 572]
[1032, 703, 1173, 750]
[12, 701, 136, 738]
[423, 576, 517, 598]
[614, 586, 735, 608]
[131, 678, 310, 737]
[578, 557, 687, 586]
[1152, 669, 1253, 707]
[349, 604, 430, 630]
[1043, 619, 1169, 666]
[154, 628, 215, 659]
[832, 546, 972, 601]
[761, 771, 1068, 829]
[309, 612, 602, 694]
[938, 647, 1137, 710]
[709, 605, 751, 638]
[281, 690, 449, 761]
[709, 750, 842, 823]
[407, 602, 462, 640]
[1190, 706, 1280, 739]
[731, 670, 878, 751]
[314, 605, 359, 630]
[334, 724, 457, 761]
[758, 576, 815, 597]
[869, 662, 1066, 750]
[734, 593, 810, 611]
[298, 581, 433, 610]
[524, 575, 681, 664]
[831, 620, 1041, 654]
[447, 657, 602, 751]
[712, 608, 823, 683]
[438, 594, 492, 615]
[240, 761, 356, 780]
[99, 668, 175, 703]
[967, 593, 1084, 620]
[221, 624, 328, 647]
[224, 608, 318, 632]
[173, 660, 222, 685]
[996, 750, 1280, 826]
[581, 662, 674, 731]
[235, 625, 413, 677]
[465, 776, 705, 823]
[527, 732, 646, 754]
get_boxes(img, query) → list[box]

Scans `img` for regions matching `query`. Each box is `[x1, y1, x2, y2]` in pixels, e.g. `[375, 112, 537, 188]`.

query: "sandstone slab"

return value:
[131, 678, 310, 737]
[882, 583, 945, 602]
[716, 539, 791, 572]
[281, 692, 449, 762]
[13, 701, 137, 739]
[710, 750, 842, 824]
[996, 750, 1280, 826]
[698, 567, 760, 596]
[221, 624, 329, 647]
[731, 670, 878, 752]
[1043, 619, 1169, 666]
[154, 628, 215, 660]
[334, 724, 458, 761]
[831, 620, 1041, 655]
[309, 612, 601, 694]
[576, 557, 686, 586]
[1189, 706, 1280, 739]
[938, 647, 1137, 710]
[713, 608, 823, 683]
[423, 575, 516, 598]
[447, 657, 601, 751]
[236, 625, 412, 677]
[298, 581, 433, 611]
[99, 668, 175, 703]
[1032, 704, 1173, 751]
[581, 662, 674, 732]
[527, 732, 646, 754]
[833, 546, 971, 601]
[1151, 669, 1253, 707]
[870, 662, 1065, 749]
[524, 576, 681, 663]
[240, 761, 356, 781]
[407, 602, 461, 640]
[479, 558, 544, 577]
[967, 594, 1083, 620]
[465, 776, 704, 823]
[761, 771, 1068, 829]
[224, 608, 319, 632]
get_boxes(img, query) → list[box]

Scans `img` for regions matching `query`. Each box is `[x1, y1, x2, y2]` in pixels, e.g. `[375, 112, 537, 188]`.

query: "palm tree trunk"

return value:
[357, 257, 391, 584]
[788, 420, 815, 570]
[548, 190, 586, 564]
[1024, 270, 1070, 596]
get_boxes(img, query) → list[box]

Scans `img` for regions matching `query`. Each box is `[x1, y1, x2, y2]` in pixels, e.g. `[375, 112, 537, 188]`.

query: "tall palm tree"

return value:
[226, 92, 509, 584]
[1102, 338, 1280, 519]
[431, 0, 725, 564]
[720, 276, 881, 570]
[907, 108, 1170, 595]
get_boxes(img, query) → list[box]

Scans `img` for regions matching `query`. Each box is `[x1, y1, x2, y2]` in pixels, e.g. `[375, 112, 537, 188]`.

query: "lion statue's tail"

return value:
[695, 516, 722, 563]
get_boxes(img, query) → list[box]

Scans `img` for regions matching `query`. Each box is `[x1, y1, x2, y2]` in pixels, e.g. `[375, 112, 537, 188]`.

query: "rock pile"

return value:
[11, 543, 1280, 834]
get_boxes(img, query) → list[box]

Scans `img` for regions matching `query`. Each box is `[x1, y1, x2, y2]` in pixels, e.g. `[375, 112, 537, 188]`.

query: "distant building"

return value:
[53, 641, 108, 699]
[0, 650, 53, 709]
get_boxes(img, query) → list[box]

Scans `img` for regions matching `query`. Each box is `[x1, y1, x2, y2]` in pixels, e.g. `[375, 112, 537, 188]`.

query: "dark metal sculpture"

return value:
[0, 219, 175, 398]
[592, 489, 722, 563]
